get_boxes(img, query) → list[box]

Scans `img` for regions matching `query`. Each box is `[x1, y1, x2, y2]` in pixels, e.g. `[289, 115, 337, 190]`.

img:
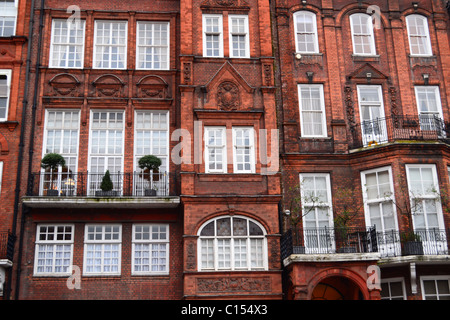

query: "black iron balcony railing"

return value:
[281, 227, 450, 260]
[281, 226, 378, 259]
[27, 171, 177, 197]
[350, 115, 449, 149]
[0, 231, 15, 261]
[376, 229, 449, 258]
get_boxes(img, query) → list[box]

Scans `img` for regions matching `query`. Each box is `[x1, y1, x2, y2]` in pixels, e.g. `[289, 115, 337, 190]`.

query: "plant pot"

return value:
[402, 241, 424, 256]
[95, 190, 118, 197]
[144, 189, 157, 196]
[46, 189, 59, 196]
[338, 246, 357, 253]
[293, 246, 306, 254]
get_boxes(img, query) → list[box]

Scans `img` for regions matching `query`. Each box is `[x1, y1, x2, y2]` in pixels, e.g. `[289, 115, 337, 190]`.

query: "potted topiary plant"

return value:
[138, 155, 162, 196]
[95, 170, 117, 196]
[41, 153, 66, 196]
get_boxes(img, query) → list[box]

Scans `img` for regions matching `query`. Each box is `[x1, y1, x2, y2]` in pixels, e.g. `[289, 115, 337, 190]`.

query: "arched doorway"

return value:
[311, 276, 364, 300]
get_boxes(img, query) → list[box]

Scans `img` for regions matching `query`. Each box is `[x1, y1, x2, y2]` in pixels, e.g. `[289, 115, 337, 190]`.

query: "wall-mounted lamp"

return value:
[412, 2, 419, 10]
[284, 210, 291, 216]
[306, 71, 314, 83]
[295, 53, 302, 60]
[422, 73, 429, 85]
[366, 72, 372, 83]
[301, 0, 307, 6]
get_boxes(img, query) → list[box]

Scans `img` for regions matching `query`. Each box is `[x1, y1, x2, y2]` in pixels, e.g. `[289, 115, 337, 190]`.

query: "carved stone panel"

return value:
[91, 74, 125, 98]
[48, 73, 81, 97]
[136, 75, 169, 99]
[217, 81, 240, 110]
[197, 277, 271, 293]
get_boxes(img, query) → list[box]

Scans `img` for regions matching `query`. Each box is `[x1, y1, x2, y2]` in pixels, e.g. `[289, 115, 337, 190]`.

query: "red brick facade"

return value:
[10, 0, 283, 300]
[0, 0, 29, 299]
[274, 0, 450, 300]
[1, 0, 449, 301]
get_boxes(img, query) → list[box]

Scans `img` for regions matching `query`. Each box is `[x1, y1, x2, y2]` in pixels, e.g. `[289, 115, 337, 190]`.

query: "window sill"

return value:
[352, 54, 380, 62]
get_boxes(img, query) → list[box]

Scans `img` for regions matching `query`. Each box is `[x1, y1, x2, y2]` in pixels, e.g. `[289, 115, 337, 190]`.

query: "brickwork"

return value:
[0, 0, 30, 300]
[179, 0, 283, 299]
[274, 0, 450, 300]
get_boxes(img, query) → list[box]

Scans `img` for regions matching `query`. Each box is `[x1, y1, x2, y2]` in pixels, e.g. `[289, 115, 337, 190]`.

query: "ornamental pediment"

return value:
[203, 61, 254, 111]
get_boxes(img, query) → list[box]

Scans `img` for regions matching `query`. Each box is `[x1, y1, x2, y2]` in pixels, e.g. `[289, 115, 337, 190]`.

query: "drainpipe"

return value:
[12, 0, 45, 301]
[5, 0, 36, 300]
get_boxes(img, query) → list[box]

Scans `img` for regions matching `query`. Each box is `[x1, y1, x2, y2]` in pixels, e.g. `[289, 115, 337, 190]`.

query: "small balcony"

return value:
[281, 227, 450, 263]
[281, 226, 379, 260]
[349, 115, 449, 149]
[23, 171, 180, 208]
[376, 229, 449, 258]
[0, 232, 15, 262]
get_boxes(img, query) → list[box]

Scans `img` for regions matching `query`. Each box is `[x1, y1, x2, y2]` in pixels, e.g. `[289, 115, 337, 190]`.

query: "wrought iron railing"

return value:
[281, 226, 378, 259]
[350, 115, 449, 149]
[0, 231, 15, 261]
[375, 229, 449, 257]
[281, 227, 450, 260]
[27, 171, 176, 197]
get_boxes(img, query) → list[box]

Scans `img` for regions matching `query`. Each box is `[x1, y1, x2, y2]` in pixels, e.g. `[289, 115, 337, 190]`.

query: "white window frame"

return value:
[88, 110, 125, 174]
[414, 86, 444, 127]
[298, 84, 327, 138]
[421, 276, 450, 300]
[406, 15, 433, 57]
[293, 11, 319, 54]
[299, 173, 334, 229]
[132, 224, 169, 275]
[136, 21, 170, 70]
[405, 164, 445, 231]
[43, 110, 81, 172]
[350, 13, 377, 56]
[228, 14, 250, 58]
[0, 69, 12, 122]
[357, 85, 387, 146]
[88, 110, 125, 195]
[41, 110, 81, 196]
[0, 0, 18, 37]
[33, 224, 74, 276]
[232, 127, 256, 174]
[202, 14, 223, 58]
[381, 278, 407, 300]
[93, 20, 128, 69]
[197, 215, 268, 271]
[49, 19, 86, 69]
[204, 126, 227, 173]
[134, 110, 169, 173]
[83, 224, 122, 276]
[361, 166, 399, 232]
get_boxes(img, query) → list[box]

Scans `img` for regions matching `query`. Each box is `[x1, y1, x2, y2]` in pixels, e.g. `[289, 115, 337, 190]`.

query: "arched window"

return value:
[293, 11, 319, 53]
[350, 13, 376, 55]
[406, 15, 432, 56]
[198, 215, 267, 271]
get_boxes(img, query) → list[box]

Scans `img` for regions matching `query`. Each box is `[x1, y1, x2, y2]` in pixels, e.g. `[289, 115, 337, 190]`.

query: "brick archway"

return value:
[308, 268, 370, 300]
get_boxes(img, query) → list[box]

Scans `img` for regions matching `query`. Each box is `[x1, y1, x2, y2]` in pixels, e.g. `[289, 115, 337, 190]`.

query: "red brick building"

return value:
[16, 0, 183, 299]
[178, 0, 282, 299]
[3, 0, 450, 301]
[274, 0, 450, 300]
[12, 0, 283, 300]
[0, 0, 29, 299]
